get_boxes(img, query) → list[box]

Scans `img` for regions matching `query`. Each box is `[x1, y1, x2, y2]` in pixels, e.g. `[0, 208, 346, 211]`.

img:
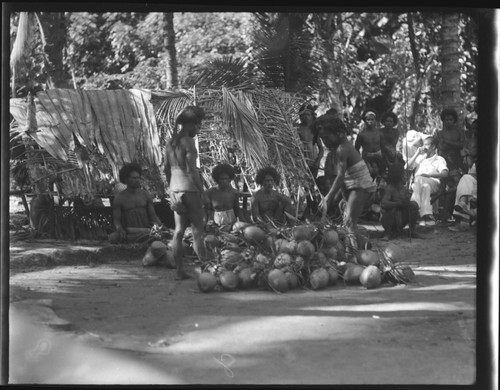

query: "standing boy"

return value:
[316, 114, 376, 259]
[165, 106, 208, 280]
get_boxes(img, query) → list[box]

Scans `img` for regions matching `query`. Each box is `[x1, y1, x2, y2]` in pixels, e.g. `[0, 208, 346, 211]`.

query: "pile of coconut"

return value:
[186, 221, 416, 294]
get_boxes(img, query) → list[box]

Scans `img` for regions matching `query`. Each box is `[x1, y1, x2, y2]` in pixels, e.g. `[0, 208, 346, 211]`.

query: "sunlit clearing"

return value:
[416, 265, 476, 272]
[10, 309, 183, 385]
[414, 283, 476, 291]
[218, 291, 310, 301]
[300, 301, 474, 313]
[159, 315, 373, 354]
[415, 270, 476, 279]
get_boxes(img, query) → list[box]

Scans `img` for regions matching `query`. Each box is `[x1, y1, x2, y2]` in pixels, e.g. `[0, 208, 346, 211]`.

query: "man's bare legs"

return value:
[343, 189, 371, 261]
[172, 212, 189, 280]
[172, 192, 207, 280]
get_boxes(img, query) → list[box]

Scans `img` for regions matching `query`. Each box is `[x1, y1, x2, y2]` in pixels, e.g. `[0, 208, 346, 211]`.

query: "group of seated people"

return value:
[204, 164, 294, 228]
[353, 107, 477, 235]
[109, 105, 477, 252]
[302, 105, 477, 238]
[109, 162, 296, 243]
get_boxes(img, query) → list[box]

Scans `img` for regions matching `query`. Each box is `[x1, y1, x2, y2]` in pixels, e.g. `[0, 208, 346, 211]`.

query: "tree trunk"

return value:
[38, 12, 70, 88]
[279, 13, 303, 93]
[440, 12, 461, 114]
[313, 14, 342, 113]
[164, 13, 178, 89]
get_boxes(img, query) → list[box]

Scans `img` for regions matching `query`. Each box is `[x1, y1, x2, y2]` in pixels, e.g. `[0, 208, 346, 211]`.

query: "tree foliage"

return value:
[10, 10, 480, 132]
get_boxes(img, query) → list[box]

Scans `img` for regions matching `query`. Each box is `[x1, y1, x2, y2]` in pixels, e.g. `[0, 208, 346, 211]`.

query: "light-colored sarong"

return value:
[344, 160, 377, 192]
[214, 209, 237, 226]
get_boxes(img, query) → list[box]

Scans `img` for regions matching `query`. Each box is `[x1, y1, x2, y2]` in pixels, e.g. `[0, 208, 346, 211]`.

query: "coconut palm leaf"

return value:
[86, 89, 122, 164]
[9, 98, 28, 127]
[221, 87, 269, 172]
[128, 89, 162, 165]
[103, 90, 131, 162]
[186, 56, 255, 90]
[152, 90, 194, 139]
[61, 89, 91, 147]
[249, 13, 320, 93]
[241, 88, 316, 196]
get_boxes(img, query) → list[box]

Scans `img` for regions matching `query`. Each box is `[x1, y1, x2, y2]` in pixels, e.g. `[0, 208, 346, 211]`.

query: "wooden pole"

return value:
[193, 85, 201, 169]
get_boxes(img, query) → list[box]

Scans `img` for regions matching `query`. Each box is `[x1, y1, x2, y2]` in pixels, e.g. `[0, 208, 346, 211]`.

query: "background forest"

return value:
[10, 10, 481, 132]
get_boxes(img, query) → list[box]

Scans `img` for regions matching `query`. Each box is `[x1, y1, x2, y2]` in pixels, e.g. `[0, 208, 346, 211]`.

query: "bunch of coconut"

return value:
[197, 220, 416, 294]
[238, 223, 301, 293]
[300, 227, 345, 290]
[197, 222, 268, 293]
[342, 250, 381, 289]
[340, 242, 416, 289]
[378, 242, 417, 284]
[197, 263, 241, 293]
[262, 224, 341, 292]
[142, 241, 176, 268]
[242, 222, 353, 293]
[197, 222, 301, 293]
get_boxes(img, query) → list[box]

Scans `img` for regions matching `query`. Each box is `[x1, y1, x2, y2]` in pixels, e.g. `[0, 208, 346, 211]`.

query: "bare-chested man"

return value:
[316, 114, 377, 260]
[110, 162, 162, 243]
[296, 104, 324, 178]
[380, 163, 421, 240]
[379, 111, 404, 169]
[251, 167, 293, 225]
[205, 163, 247, 231]
[165, 106, 208, 280]
[436, 108, 465, 171]
[354, 109, 383, 178]
[461, 119, 477, 171]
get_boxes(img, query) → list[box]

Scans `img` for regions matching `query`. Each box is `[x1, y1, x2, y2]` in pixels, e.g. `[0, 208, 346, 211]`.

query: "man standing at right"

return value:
[436, 108, 465, 172]
[296, 103, 323, 178]
[407, 136, 449, 226]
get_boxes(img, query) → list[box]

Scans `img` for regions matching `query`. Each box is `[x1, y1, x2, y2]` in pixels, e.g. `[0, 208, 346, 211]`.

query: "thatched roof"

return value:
[10, 87, 315, 200]
[10, 89, 170, 198]
[10, 89, 161, 172]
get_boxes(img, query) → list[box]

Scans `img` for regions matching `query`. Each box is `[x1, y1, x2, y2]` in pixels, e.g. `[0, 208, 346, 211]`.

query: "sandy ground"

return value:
[7, 200, 482, 386]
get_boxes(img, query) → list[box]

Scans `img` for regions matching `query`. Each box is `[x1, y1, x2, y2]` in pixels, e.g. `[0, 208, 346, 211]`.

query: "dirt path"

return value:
[9, 224, 477, 385]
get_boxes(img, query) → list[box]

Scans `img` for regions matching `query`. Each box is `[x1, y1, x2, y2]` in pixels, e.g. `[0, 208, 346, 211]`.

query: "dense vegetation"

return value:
[10, 10, 481, 131]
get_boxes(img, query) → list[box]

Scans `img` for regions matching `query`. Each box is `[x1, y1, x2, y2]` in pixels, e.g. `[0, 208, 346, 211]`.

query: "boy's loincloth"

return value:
[214, 209, 236, 226]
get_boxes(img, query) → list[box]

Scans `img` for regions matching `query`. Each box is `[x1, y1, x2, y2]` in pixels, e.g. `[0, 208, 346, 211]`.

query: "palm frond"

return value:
[222, 87, 269, 172]
[242, 89, 314, 192]
[187, 56, 253, 89]
[152, 90, 194, 139]
[249, 13, 319, 92]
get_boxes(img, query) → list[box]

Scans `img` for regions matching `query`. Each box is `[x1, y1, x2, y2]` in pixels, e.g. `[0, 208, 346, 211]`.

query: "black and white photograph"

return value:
[2, 4, 498, 387]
